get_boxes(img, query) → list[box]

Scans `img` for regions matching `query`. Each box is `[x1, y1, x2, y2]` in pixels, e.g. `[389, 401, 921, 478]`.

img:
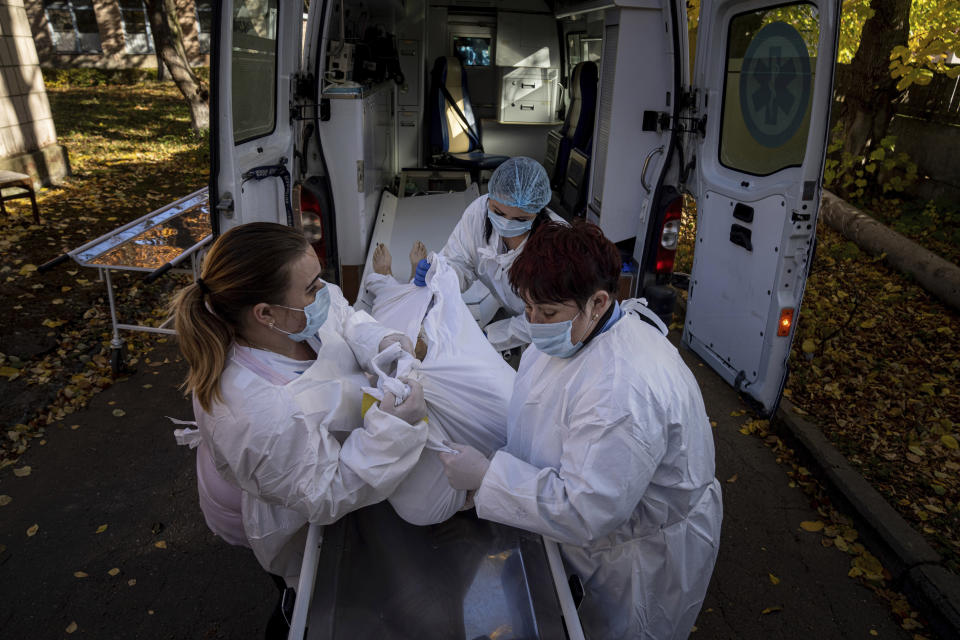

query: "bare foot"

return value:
[415, 336, 428, 361]
[409, 241, 427, 281]
[373, 242, 393, 276]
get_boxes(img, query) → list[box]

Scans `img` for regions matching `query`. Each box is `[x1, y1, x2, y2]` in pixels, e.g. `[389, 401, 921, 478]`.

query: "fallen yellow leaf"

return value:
[108, 567, 120, 576]
[112, 409, 126, 417]
[128, 578, 137, 586]
[74, 571, 88, 578]
[761, 605, 783, 615]
[800, 521, 824, 532]
[726, 474, 738, 483]
[0, 366, 19, 379]
[96, 524, 108, 534]
[768, 573, 780, 585]
[155, 540, 167, 549]
[941, 435, 959, 450]
[0, 495, 11, 506]
[65, 621, 77, 634]
[26, 524, 39, 537]
[13, 466, 31, 477]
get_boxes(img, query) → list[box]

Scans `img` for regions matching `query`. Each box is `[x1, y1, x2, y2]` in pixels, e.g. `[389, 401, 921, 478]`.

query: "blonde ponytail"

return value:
[170, 283, 233, 412]
[169, 222, 312, 412]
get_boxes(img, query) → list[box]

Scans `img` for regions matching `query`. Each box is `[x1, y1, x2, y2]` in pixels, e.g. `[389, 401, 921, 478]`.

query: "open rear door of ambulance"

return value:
[210, 0, 303, 235]
[683, 0, 841, 415]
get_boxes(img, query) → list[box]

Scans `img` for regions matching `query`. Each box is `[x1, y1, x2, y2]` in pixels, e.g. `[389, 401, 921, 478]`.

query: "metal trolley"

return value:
[39, 189, 211, 374]
[288, 502, 586, 640]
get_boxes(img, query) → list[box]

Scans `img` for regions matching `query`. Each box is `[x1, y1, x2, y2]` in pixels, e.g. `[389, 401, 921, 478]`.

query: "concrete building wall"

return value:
[25, 0, 209, 70]
[0, 0, 68, 185]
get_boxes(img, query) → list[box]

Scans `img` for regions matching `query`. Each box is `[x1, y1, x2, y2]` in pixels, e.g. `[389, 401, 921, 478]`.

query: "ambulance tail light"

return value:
[655, 197, 683, 274]
[300, 186, 327, 265]
[777, 308, 794, 336]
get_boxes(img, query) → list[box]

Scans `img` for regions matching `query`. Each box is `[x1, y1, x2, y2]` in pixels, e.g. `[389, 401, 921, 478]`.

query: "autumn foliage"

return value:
[0, 82, 207, 468]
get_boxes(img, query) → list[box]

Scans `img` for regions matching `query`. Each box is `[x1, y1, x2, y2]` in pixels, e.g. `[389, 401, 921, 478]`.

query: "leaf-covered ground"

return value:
[0, 82, 208, 467]
[676, 200, 960, 573]
[860, 195, 960, 266]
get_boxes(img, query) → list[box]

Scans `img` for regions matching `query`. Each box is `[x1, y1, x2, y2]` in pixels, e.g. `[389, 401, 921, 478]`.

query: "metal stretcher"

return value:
[38, 188, 211, 373]
[289, 502, 585, 640]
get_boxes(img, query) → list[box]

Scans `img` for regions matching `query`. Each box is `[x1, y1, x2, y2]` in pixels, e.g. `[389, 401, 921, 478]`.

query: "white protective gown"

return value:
[474, 308, 723, 639]
[195, 284, 428, 585]
[440, 194, 564, 350]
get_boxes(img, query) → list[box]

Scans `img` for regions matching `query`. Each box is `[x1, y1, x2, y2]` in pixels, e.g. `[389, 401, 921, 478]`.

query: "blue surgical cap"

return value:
[487, 157, 551, 214]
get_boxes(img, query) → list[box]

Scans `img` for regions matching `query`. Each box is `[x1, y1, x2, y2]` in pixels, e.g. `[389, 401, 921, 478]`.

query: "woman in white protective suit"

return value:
[170, 222, 431, 637]
[435, 156, 564, 351]
[438, 221, 723, 639]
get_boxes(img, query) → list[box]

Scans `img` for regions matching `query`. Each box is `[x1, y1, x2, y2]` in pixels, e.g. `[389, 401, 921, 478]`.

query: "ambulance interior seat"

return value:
[543, 61, 598, 190]
[430, 56, 508, 180]
[560, 147, 591, 217]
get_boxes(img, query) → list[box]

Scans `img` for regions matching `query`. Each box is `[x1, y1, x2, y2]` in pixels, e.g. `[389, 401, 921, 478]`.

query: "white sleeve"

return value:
[484, 314, 531, 351]
[326, 283, 398, 370]
[440, 195, 486, 292]
[474, 385, 666, 546]
[208, 387, 427, 525]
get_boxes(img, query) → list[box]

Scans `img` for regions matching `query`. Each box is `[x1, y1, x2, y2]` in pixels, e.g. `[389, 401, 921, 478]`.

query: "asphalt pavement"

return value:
[0, 333, 924, 639]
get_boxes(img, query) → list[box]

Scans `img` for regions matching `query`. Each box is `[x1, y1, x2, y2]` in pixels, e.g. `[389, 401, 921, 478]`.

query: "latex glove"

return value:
[378, 333, 415, 356]
[413, 259, 430, 287]
[438, 442, 490, 491]
[380, 378, 426, 425]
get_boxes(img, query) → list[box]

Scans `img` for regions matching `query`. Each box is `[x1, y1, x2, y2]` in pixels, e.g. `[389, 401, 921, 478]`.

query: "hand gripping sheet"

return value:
[365, 253, 514, 457]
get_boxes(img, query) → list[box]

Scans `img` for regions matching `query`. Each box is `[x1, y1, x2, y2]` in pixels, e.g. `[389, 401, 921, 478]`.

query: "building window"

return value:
[118, 0, 154, 54]
[195, 0, 213, 54]
[43, 0, 102, 53]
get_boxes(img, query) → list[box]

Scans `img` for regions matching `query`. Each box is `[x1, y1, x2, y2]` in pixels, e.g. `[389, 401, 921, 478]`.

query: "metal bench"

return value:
[0, 170, 39, 224]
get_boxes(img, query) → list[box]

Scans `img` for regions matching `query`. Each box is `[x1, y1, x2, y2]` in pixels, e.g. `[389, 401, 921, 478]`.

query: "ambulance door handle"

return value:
[641, 146, 664, 193]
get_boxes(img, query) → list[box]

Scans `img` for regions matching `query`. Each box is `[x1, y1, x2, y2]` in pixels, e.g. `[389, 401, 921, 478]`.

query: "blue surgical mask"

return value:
[487, 208, 534, 238]
[528, 311, 586, 358]
[271, 286, 331, 342]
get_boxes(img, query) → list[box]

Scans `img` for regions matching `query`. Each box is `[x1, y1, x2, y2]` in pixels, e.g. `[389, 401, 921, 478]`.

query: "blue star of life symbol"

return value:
[739, 22, 812, 148]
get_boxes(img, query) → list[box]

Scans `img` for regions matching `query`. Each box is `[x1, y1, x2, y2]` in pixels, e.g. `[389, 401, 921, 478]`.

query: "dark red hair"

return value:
[509, 220, 621, 309]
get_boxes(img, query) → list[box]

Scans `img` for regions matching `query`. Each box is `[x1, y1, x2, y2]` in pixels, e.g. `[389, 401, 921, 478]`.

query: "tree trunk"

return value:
[145, 0, 209, 131]
[820, 190, 960, 313]
[833, 0, 911, 158]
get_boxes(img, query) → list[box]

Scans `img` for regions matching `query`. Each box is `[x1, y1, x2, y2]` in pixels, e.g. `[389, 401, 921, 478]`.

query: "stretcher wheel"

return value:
[110, 346, 124, 377]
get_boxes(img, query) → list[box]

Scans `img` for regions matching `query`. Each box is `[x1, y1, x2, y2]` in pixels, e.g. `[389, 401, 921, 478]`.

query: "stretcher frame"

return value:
[40, 188, 211, 373]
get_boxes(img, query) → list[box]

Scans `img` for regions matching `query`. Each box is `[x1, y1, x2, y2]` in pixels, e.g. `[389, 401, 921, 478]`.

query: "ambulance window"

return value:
[718, 3, 819, 176]
[232, 0, 279, 144]
[566, 32, 602, 69]
[453, 36, 492, 67]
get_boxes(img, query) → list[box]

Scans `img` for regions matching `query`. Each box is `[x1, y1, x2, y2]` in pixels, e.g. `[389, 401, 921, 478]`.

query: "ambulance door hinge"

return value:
[642, 110, 706, 138]
[642, 110, 672, 134]
[293, 72, 317, 100]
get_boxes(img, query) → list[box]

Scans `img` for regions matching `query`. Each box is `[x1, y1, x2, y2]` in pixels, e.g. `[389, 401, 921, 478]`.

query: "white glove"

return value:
[378, 333, 415, 356]
[380, 378, 426, 425]
[438, 442, 490, 491]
